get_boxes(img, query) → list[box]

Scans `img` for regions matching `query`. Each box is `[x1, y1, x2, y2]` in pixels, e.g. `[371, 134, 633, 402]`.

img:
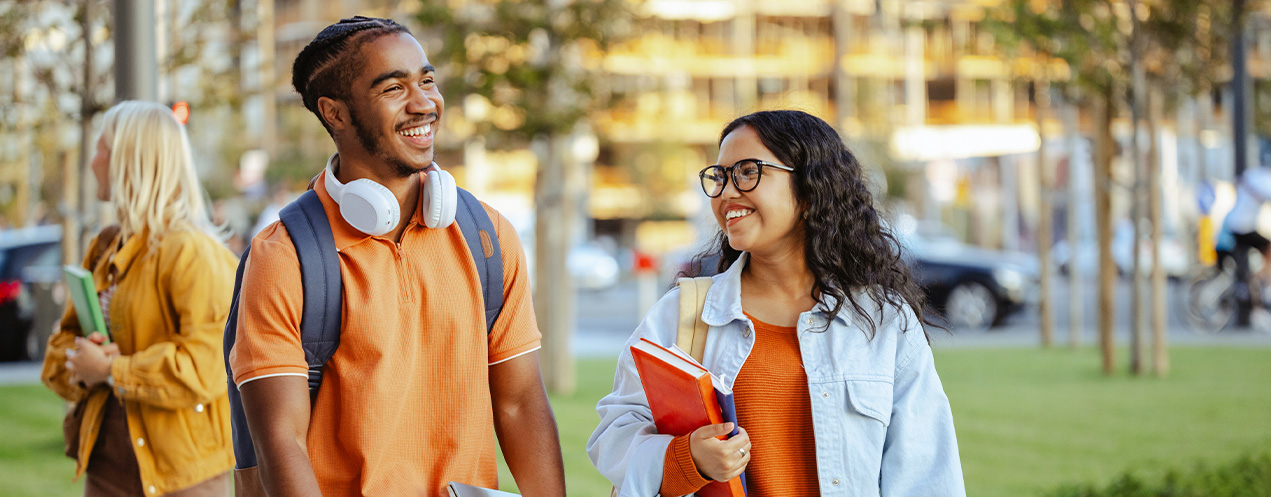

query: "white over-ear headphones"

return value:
[323, 154, 457, 236]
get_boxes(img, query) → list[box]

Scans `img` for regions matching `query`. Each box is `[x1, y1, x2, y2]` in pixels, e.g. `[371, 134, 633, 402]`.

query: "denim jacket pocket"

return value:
[845, 379, 894, 426]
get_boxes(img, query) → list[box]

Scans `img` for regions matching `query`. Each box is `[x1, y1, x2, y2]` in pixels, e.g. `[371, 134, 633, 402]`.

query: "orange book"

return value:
[630, 338, 746, 497]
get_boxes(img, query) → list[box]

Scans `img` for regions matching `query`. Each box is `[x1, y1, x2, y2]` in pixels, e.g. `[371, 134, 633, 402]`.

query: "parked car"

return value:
[565, 243, 622, 291]
[522, 240, 622, 292]
[893, 216, 1039, 332]
[1051, 219, 1189, 279]
[0, 225, 64, 361]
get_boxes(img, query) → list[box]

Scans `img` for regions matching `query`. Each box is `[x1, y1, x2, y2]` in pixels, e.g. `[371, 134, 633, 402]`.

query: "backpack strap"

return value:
[454, 187, 504, 333]
[276, 190, 343, 395]
[222, 191, 339, 472]
[223, 245, 254, 469]
[675, 276, 714, 363]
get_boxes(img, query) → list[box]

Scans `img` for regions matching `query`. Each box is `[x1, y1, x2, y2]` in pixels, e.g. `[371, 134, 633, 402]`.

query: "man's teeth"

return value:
[398, 123, 431, 137]
[726, 209, 753, 220]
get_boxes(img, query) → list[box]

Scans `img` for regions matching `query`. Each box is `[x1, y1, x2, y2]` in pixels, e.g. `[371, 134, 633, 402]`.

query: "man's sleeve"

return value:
[482, 206, 542, 365]
[228, 224, 309, 388]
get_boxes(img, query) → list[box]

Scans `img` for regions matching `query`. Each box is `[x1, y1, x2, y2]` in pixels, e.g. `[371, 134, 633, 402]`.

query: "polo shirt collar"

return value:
[317, 154, 430, 251]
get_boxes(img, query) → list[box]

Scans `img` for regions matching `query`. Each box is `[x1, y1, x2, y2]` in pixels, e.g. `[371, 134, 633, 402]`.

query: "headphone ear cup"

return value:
[424, 169, 458, 229]
[340, 180, 400, 236]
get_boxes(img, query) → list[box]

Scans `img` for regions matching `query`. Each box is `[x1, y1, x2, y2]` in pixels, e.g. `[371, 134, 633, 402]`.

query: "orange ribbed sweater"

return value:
[660, 314, 820, 496]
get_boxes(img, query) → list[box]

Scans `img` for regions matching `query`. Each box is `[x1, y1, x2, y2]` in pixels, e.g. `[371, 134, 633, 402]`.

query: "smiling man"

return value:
[229, 17, 565, 497]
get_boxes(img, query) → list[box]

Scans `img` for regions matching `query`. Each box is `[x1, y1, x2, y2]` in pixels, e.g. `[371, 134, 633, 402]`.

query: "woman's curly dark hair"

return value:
[687, 110, 933, 339]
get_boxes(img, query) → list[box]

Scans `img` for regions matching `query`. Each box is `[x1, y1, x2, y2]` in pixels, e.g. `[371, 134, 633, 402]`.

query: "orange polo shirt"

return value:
[229, 172, 541, 496]
[661, 313, 819, 496]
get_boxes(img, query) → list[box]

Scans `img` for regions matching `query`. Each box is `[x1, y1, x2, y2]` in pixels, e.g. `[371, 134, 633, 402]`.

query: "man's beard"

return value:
[349, 106, 429, 178]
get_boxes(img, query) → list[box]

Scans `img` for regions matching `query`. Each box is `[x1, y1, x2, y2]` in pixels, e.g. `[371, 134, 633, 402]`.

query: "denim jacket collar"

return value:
[700, 252, 850, 328]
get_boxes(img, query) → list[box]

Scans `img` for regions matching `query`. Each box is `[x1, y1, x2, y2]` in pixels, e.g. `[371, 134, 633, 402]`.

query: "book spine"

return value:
[713, 390, 746, 495]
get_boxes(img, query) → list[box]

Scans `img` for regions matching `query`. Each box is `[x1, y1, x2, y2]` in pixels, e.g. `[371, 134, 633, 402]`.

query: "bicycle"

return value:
[1183, 246, 1271, 334]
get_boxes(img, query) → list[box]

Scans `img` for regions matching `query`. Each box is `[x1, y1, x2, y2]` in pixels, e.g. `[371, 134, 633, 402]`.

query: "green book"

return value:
[62, 265, 110, 342]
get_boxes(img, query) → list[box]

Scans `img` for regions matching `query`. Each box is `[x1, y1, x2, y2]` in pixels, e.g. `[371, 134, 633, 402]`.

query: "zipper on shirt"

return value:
[392, 241, 415, 303]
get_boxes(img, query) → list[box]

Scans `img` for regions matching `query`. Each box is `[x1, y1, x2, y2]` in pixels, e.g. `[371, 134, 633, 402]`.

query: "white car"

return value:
[1052, 221, 1189, 279]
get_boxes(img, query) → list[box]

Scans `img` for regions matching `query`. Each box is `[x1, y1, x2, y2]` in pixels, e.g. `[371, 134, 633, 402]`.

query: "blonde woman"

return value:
[42, 101, 238, 496]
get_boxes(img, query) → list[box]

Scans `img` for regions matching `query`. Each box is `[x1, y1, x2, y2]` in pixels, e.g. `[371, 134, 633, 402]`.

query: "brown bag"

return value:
[60, 225, 122, 460]
[62, 400, 87, 459]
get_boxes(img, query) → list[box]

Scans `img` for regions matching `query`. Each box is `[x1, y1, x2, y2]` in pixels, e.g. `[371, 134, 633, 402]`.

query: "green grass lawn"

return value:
[4, 347, 1269, 496]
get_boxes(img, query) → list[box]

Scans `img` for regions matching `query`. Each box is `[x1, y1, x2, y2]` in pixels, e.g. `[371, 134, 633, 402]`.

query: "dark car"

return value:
[893, 216, 1038, 331]
[0, 225, 64, 361]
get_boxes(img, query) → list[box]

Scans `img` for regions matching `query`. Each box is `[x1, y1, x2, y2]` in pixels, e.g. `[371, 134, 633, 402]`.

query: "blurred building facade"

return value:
[592, 0, 1058, 253]
[6, 0, 1270, 263]
[590, 0, 1271, 256]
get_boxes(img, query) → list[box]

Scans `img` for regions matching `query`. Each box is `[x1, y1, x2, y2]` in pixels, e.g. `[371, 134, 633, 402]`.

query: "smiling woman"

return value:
[590, 110, 966, 496]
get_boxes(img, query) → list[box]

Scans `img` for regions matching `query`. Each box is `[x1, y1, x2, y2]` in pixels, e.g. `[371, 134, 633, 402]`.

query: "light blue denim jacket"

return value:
[587, 254, 966, 496]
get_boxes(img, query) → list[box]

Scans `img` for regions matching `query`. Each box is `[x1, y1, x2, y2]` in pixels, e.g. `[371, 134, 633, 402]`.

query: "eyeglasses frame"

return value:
[698, 159, 796, 198]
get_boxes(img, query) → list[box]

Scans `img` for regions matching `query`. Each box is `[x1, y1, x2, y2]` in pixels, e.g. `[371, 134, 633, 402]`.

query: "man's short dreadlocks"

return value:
[291, 16, 410, 133]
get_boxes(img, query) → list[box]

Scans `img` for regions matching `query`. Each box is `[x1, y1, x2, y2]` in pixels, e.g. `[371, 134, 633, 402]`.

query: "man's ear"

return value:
[317, 96, 350, 132]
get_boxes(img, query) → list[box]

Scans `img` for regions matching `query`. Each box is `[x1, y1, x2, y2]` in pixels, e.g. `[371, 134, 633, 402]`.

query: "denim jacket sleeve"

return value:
[880, 306, 966, 496]
[587, 288, 682, 497]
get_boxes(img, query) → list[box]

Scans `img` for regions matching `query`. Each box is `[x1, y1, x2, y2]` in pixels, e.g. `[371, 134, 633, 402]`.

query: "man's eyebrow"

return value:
[369, 70, 409, 89]
[369, 65, 436, 89]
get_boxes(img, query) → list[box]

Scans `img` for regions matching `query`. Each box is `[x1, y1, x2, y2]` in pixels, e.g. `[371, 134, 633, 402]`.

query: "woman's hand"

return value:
[688, 423, 751, 482]
[65, 335, 119, 387]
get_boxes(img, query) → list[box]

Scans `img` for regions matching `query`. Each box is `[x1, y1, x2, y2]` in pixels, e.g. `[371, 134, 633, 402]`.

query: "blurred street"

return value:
[573, 277, 1271, 358]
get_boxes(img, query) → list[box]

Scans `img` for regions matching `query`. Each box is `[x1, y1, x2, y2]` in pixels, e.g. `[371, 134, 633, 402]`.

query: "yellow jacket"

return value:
[42, 228, 238, 495]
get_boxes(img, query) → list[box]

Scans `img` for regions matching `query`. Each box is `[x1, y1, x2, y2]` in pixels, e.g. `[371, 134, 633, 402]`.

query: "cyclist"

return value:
[1220, 166, 1271, 289]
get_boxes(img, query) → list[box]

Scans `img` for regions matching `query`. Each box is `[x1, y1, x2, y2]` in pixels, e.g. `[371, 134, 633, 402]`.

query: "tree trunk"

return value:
[1095, 88, 1117, 376]
[70, 0, 94, 263]
[62, 152, 80, 265]
[1129, 1, 1146, 375]
[1064, 100, 1083, 349]
[1036, 80, 1054, 348]
[1148, 86, 1169, 377]
[534, 134, 578, 395]
[258, 0, 276, 154]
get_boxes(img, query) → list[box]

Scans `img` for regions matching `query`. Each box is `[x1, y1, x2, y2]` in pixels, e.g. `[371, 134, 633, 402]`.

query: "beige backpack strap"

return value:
[675, 276, 714, 363]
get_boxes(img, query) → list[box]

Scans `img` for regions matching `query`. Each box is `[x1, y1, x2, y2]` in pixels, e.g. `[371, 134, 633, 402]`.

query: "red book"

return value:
[630, 338, 746, 497]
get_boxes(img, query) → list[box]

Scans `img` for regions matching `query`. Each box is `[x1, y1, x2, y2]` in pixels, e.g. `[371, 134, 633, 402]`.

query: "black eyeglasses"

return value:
[698, 159, 795, 198]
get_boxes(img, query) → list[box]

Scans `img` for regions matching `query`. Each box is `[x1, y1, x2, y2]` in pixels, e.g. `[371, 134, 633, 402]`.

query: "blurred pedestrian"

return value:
[42, 100, 238, 496]
[1219, 166, 1271, 284]
[248, 184, 293, 239]
[228, 16, 563, 497]
[588, 110, 966, 496]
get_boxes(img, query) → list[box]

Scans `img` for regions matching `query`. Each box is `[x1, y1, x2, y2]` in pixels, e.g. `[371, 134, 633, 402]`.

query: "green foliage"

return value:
[1256, 79, 1271, 138]
[986, 0, 1236, 102]
[264, 106, 334, 190]
[415, 0, 639, 145]
[1046, 453, 1271, 497]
